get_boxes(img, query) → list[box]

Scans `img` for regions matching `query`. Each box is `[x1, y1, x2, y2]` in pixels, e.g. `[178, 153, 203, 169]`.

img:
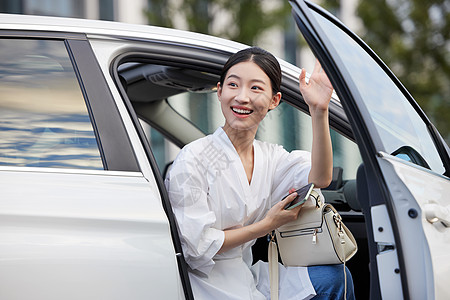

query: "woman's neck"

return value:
[222, 125, 255, 184]
[222, 124, 256, 155]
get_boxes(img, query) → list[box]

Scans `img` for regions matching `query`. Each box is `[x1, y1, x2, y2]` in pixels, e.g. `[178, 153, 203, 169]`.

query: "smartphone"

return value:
[283, 183, 315, 210]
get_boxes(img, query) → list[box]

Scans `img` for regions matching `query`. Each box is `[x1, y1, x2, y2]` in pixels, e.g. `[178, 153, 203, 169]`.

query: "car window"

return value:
[139, 119, 180, 174]
[0, 39, 103, 169]
[119, 59, 361, 183]
[168, 93, 361, 181]
[309, 10, 446, 175]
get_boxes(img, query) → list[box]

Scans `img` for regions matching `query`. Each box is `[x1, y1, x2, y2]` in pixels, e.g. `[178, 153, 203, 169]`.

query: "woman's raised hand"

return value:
[299, 60, 333, 112]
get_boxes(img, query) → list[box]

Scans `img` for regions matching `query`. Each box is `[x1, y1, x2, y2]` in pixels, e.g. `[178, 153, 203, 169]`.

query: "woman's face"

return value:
[217, 61, 281, 132]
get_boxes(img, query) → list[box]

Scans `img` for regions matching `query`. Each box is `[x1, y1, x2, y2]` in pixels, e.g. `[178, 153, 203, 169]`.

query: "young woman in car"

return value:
[165, 47, 355, 299]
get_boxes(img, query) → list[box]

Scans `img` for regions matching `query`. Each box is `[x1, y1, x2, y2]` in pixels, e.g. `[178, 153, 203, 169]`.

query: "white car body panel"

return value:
[380, 155, 450, 299]
[371, 204, 403, 299]
[0, 167, 181, 300]
[380, 154, 450, 299]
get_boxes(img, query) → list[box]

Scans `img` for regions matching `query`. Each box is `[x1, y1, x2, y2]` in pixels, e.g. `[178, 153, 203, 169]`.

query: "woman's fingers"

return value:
[281, 191, 298, 205]
[313, 59, 322, 74]
[299, 68, 307, 89]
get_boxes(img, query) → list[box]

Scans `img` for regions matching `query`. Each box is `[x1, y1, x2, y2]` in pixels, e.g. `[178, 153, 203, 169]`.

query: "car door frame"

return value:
[72, 34, 193, 299]
[108, 42, 234, 300]
[289, 1, 450, 299]
[287, 5, 394, 298]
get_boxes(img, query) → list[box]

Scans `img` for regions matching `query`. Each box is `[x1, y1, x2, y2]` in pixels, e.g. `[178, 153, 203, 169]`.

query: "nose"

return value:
[234, 88, 250, 103]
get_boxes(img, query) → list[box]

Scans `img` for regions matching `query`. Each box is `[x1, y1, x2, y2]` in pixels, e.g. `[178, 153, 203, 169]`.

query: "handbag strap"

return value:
[268, 232, 279, 300]
[268, 190, 321, 300]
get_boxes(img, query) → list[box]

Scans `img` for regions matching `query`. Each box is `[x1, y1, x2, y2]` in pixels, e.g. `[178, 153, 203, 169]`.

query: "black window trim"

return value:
[0, 30, 86, 40]
[66, 38, 140, 172]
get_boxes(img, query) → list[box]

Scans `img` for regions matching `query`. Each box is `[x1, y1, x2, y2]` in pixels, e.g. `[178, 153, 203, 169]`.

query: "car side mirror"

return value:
[391, 146, 430, 170]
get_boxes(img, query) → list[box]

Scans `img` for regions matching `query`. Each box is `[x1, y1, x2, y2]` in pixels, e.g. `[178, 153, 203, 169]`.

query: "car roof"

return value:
[0, 13, 306, 81]
[0, 13, 246, 53]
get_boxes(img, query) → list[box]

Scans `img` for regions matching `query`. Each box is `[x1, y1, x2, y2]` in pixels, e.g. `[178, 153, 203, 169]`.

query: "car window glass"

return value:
[139, 119, 180, 174]
[0, 39, 103, 169]
[309, 10, 445, 175]
[168, 94, 361, 180]
[168, 92, 223, 134]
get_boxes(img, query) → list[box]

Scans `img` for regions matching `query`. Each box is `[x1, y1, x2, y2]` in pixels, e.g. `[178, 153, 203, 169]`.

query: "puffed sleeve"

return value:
[269, 145, 312, 206]
[165, 146, 225, 276]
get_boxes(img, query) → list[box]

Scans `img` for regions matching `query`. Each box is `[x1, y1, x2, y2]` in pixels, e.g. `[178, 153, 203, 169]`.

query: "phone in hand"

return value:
[283, 183, 315, 210]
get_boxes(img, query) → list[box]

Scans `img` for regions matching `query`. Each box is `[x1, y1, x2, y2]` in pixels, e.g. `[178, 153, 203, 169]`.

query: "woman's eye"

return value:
[228, 82, 237, 87]
[251, 86, 262, 90]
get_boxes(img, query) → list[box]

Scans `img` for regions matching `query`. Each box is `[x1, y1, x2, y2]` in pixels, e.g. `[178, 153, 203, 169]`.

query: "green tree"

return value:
[144, 0, 175, 28]
[356, 0, 450, 143]
[145, 0, 290, 45]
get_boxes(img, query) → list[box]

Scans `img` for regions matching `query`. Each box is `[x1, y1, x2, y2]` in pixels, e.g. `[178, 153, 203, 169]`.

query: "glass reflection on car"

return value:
[0, 39, 103, 169]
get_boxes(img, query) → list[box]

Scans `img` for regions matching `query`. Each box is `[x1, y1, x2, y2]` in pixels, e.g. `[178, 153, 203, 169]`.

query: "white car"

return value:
[0, 0, 448, 299]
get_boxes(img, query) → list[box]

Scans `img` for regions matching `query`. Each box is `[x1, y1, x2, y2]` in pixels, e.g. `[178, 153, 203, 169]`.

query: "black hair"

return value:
[219, 47, 281, 95]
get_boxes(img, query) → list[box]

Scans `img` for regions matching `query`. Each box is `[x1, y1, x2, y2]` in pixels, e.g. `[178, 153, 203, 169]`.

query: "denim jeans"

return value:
[308, 265, 355, 300]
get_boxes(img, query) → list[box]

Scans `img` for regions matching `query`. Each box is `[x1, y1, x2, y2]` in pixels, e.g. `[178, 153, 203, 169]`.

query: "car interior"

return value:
[116, 59, 370, 299]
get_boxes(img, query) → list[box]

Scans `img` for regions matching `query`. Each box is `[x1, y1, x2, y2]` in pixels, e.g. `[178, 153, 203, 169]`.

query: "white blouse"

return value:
[165, 127, 316, 300]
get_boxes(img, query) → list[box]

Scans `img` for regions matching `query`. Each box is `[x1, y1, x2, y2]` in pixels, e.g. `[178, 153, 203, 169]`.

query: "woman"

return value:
[165, 47, 355, 299]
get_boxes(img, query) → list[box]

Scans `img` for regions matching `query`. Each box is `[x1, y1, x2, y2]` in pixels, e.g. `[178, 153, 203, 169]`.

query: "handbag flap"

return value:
[277, 201, 323, 232]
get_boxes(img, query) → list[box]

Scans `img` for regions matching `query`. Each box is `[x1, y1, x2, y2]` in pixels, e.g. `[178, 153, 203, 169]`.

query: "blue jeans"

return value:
[308, 265, 355, 300]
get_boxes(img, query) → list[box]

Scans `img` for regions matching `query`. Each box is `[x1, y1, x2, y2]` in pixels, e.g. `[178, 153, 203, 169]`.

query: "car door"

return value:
[0, 31, 182, 299]
[289, 1, 450, 299]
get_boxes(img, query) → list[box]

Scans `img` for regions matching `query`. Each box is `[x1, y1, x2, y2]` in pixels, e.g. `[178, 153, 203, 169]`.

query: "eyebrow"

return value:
[226, 74, 267, 85]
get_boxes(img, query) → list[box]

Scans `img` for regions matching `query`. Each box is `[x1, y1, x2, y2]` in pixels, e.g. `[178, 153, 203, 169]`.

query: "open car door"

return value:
[289, 1, 450, 299]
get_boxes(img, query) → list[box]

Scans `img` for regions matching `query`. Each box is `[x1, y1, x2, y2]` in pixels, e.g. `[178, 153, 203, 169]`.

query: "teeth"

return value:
[232, 107, 252, 114]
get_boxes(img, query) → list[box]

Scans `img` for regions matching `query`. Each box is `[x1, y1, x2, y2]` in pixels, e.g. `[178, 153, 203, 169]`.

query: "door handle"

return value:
[424, 203, 450, 227]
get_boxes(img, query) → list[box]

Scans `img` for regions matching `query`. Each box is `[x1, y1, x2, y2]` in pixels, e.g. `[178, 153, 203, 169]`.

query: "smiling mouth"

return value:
[231, 107, 253, 115]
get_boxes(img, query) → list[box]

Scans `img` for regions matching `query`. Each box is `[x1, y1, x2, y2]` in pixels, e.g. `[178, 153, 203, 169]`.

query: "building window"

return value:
[23, 0, 85, 18]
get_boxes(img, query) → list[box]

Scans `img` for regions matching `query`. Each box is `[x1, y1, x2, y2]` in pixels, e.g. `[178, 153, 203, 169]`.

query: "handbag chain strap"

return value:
[310, 190, 321, 207]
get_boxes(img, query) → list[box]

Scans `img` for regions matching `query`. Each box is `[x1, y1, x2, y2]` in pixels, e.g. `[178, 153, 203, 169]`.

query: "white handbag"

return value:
[268, 190, 357, 300]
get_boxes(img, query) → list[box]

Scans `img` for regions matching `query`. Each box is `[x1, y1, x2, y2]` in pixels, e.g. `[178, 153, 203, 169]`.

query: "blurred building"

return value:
[0, 0, 148, 24]
[0, 0, 360, 51]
